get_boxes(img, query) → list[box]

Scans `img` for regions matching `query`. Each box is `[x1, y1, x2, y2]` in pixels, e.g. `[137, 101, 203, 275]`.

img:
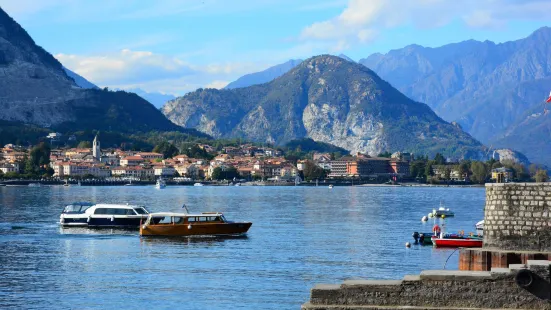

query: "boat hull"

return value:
[61, 216, 147, 228]
[432, 238, 482, 248]
[140, 222, 252, 236]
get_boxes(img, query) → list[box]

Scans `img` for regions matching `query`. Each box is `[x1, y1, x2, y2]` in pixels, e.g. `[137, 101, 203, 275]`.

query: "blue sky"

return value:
[1, 0, 549, 95]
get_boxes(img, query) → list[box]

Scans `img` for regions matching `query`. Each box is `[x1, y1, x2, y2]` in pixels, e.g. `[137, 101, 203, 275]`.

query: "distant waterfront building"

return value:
[93, 134, 101, 161]
[491, 167, 513, 182]
[329, 156, 408, 178]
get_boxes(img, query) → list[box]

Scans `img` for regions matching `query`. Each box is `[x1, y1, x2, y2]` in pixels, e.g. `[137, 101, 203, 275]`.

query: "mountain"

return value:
[163, 55, 485, 159]
[492, 105, 551, 166]
[359, 27, 551, 164]
[126, 88, 176, 109]
[63, 67, 98, 89]
[224, 59, 302, 89]
[337, 54, 354, 62]
[0, 7, 194, 135]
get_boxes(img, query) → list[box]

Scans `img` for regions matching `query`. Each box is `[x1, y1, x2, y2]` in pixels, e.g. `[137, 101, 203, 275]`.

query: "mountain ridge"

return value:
[359, 27, 551, 164]
[0, 7, 196, 136]
[164, 55, 485, 159]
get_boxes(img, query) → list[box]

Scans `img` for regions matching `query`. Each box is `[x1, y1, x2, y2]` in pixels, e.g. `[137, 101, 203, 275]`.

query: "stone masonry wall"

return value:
[484, 183, 551, 252]
[302, 261, 551, 309]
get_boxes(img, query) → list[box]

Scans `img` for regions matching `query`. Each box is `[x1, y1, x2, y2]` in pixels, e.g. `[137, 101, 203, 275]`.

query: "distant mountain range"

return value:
[0, 7, 198, 136]
[358, 27, 551, 165]
[124, 88, 176, 109]
[224, 55, 355, 90]
[163, 55, 485, 159]
[224, 59, 303, 89]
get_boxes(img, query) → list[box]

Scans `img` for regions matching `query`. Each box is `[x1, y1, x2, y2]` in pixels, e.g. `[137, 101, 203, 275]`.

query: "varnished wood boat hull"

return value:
[140, 222, 252, 236]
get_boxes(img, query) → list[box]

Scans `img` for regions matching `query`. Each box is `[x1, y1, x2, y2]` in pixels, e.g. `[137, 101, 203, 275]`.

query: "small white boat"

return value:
[432, 202, 454, 217]
[155, 178, 166, 189]
[193, 182, 204, 187]
[328, 184, 334, 189]
[476, 220, 484, 231]
[28, 183, 41, 187]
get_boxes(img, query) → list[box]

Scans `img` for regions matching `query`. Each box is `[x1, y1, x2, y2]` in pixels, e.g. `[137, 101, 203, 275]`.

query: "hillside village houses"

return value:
[1, 133, 417, 181]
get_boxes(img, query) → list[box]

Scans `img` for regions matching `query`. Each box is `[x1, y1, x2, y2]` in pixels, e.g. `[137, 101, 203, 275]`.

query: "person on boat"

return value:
[432, 224, 441, 236]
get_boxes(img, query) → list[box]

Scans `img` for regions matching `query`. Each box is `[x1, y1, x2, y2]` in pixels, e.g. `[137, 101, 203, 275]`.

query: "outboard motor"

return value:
[412, 232, 420, 244]
[419, 233, 425, 244]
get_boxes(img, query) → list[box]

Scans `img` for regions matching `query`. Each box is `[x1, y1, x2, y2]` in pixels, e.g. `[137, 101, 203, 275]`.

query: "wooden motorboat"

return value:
[140, 212, 252, 236]
[432, 234, 483, 248]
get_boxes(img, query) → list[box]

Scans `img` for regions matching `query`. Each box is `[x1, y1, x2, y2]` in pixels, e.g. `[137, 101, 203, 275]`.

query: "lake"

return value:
[0, 185, 485, 309]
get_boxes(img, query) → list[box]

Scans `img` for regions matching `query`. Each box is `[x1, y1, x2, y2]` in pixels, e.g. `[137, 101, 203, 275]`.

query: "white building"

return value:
[154, 166, 176, 176]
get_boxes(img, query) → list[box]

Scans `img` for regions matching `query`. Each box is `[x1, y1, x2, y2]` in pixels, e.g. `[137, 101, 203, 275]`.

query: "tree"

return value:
[77, 141, 92, 148]
[303, 160, 326, 181]
[535, 170, 548, 183]
[378, 151, 392, 158]
[458, 160, 470, 181]
[433, 153, 445, 165]
[211, 167, 222, 180]
[470, 161, 487, 184]
[424, 161, 434, 179]
[410, 160, 426, 180]
[444, 167, 451, 181]
[153, 141, 179, 159]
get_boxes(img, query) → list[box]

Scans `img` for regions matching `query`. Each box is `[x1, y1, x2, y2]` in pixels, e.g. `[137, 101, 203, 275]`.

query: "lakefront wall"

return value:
[303, 183, 551, 309]
[484, 183, 551, 252]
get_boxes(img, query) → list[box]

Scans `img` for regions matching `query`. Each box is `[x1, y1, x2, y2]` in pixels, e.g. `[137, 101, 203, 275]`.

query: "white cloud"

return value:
[205, 81, 230, 89]
[300, 0, 551, 49]
[56, 49, 266, 95]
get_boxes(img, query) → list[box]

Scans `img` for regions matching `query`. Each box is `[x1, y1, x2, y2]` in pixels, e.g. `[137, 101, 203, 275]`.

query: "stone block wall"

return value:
[484, 183, 551, 252]
[302, 261, 551, 309]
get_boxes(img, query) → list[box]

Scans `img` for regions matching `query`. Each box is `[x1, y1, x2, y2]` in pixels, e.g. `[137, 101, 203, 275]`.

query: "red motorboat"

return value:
[432, 236, 483, 248]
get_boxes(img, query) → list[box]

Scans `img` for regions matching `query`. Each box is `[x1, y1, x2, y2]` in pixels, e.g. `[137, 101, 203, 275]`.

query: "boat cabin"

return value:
[144, 212, 227, 225]
[60, 203, 150, 227]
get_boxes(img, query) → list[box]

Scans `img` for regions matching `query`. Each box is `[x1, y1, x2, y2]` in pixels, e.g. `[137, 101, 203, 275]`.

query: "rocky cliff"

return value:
[0, 8, 187, 134]
[164, 55, 485, 159]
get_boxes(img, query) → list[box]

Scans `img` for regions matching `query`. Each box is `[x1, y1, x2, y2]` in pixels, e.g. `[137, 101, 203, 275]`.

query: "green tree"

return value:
[377, 151, 392, 158]
[424, 161, 434, 179]
[444, 167, 451, 181]
[303, 160, 326, 181]
[458, 160, 470, 181]
[410, 160, 426, 180]
[211, 167, 222, 180]
[535, 170, 548, 183]
[77, 141, 92, 148]
[470, 161, 487, 184]
[153, 141, 179, 159]
[433, 153, 445, 165]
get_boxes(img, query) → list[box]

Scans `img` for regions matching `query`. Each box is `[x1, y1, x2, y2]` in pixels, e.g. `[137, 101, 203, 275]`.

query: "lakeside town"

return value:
[0, 133, 547, 185]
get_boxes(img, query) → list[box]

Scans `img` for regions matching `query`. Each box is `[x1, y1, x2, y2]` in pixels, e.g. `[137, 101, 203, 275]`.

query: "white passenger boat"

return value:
[155, 178, 166, 189]
[193, 182, 204, 187]
[59, 202, 150, 228]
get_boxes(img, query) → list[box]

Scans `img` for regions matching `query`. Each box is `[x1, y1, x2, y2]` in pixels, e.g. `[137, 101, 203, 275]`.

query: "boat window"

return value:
[133, 207, 148, 214]
[94, 208, 128, 215]
[157, 217, 172, 224]
[126, 209, 137, 215]
[187, 217, 196, 222]
[197, 217, 207, 222]
[173, 217, 185, 224]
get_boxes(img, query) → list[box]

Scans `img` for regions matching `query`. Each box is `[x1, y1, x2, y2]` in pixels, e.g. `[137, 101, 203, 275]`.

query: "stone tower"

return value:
[93, 133, 101, 161]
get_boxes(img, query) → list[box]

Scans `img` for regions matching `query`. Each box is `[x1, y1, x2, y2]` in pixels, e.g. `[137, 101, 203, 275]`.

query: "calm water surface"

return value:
[0, 185, 484, 309]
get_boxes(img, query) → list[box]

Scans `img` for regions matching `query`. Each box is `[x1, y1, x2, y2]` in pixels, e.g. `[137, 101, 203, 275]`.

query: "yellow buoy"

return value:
[441, 215, 445, 219]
